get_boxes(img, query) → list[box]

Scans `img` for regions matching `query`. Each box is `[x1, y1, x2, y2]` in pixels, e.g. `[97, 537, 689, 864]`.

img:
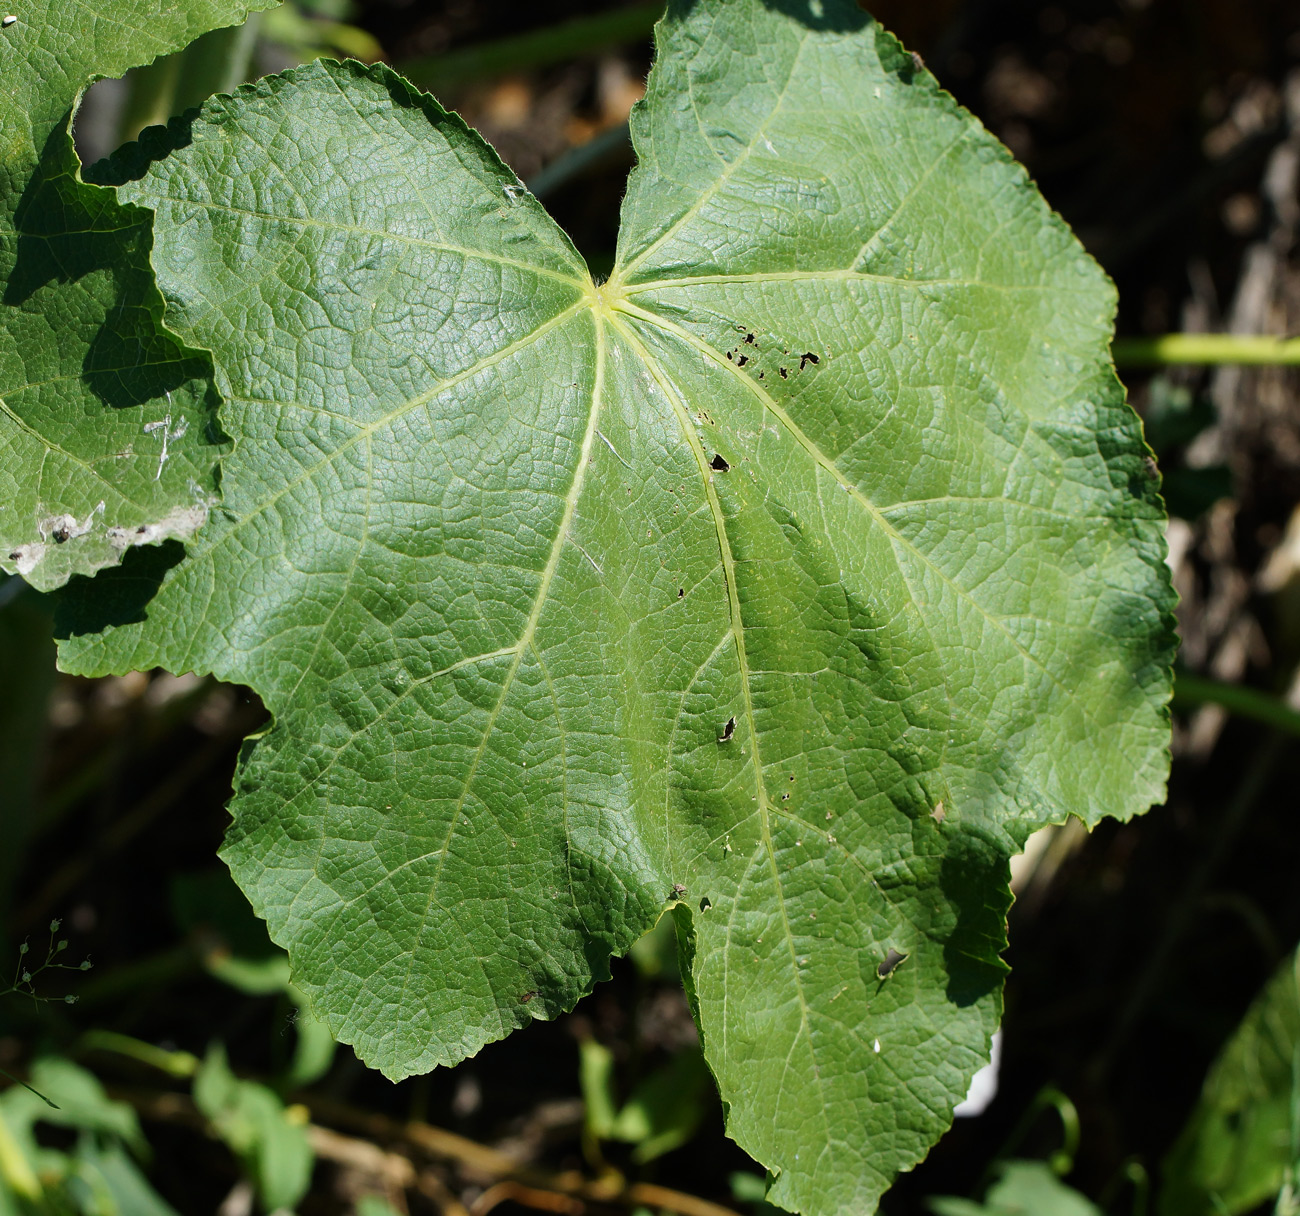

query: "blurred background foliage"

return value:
[4, 0, 1300, 1211]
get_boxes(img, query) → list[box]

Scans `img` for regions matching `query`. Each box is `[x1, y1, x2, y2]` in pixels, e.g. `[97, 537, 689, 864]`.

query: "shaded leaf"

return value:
[1161, 944, 1300, 1216]
[0, 0, 273, 590]
[929, 1161, 1102, 1216]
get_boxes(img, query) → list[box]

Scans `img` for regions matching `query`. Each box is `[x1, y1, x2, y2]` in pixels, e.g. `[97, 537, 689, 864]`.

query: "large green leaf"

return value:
[1161, 944, 1300, 1216]
[57, 2, 1175, 1211]
[0, 0, 272, 590]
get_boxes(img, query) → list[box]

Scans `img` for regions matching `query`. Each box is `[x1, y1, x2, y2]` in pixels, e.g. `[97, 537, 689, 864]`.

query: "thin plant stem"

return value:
[398, 3, 663, 93]
[1173, 671, 1300, 737]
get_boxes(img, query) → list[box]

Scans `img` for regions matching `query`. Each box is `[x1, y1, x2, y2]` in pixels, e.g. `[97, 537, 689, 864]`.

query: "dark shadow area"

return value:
[52, 540, 187, 637]
[4, 120, 212, 413]
[941, 828, 1014, 1008]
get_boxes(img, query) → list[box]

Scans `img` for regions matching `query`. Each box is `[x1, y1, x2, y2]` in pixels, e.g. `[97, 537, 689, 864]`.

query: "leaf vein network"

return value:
[392, 308, 609, 1010]
[614, 31, 809, 285]
[611, 299, 1107, 733]
[206, 299, 588, 556]
[606, 309, 835, 1169]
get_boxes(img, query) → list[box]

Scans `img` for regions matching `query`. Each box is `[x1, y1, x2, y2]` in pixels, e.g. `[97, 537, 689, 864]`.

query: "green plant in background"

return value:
[3, 1, 1183, 1213]
[580, 1037, 712, 1165]
[1161, 943, 1300, 1216]
[929, 1161, 1103, 1216]
[192, 1045, 313, 1215]
[0, 1057, 175, 1215]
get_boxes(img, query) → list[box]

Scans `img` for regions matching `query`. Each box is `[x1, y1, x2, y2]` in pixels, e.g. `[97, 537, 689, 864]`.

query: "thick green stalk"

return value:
[79, 1029, 200, 1077]
[1113, 334, 1300, 366]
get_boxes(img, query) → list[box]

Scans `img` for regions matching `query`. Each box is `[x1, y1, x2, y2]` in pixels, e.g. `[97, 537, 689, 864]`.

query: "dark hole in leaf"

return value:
[711, 453, 730, 472]
[736, 355, 749, 367]
[778, 367, 788, 379]
[699, 896, 712, 912]
[678, 588, 685, 598]
[744, 332, 756, 345]
[877, 948, 907, 978]
[718, 715, 736, 743]
[799, 352, 820, 370]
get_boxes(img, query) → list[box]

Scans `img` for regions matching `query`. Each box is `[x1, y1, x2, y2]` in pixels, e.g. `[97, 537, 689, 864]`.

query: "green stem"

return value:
[1173, 672, 1300, 736]
[1113, 333, 1300, 366]
[398, 3, 663, 93]
[79, 1029, 199, 1078]
[983, 1084, 1080, 1188]
[527, 121, 631, 200]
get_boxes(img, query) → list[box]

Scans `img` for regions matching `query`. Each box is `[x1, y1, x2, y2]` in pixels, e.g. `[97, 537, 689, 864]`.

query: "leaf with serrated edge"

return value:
[0, 0, 273, 590]
[57, 4, 1175, 1212]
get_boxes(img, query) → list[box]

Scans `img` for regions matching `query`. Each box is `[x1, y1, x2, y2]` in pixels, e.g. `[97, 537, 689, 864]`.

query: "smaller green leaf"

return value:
[929, 1161, 1101, 1216]
[581, 1037, 711, 1161]
[11, 1057, 146, 1156]
[614, 1050, 711, 1163]
[579, 1040, 620, 1141]
[194, 1044, 314, 1213]
[70, 1138, 181, 1216]
[1161, 944, 1300, 1216]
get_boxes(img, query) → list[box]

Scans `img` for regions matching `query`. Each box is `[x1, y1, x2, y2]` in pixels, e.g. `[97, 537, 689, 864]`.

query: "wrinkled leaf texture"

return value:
[58, 2, 1176, 1212]
[0, 0, 274, 590]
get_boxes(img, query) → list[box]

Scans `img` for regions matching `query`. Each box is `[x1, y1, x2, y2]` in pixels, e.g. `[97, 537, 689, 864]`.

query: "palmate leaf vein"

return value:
[614, 298, 1110, 734]
[621, 271, 1063, 293]
[849, 127, 974, 271]
[618, 32, 809, 283]
[161, 195, 586, 288]
[395, 309, 608, 1008]
[665, 627, 735, 876]
[205, 299, 588, 564]
[606, 311, 837, 1171]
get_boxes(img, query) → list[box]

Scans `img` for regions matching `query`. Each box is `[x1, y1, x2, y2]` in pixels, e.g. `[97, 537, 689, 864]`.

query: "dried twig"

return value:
[304, 1095, 741, 1216]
